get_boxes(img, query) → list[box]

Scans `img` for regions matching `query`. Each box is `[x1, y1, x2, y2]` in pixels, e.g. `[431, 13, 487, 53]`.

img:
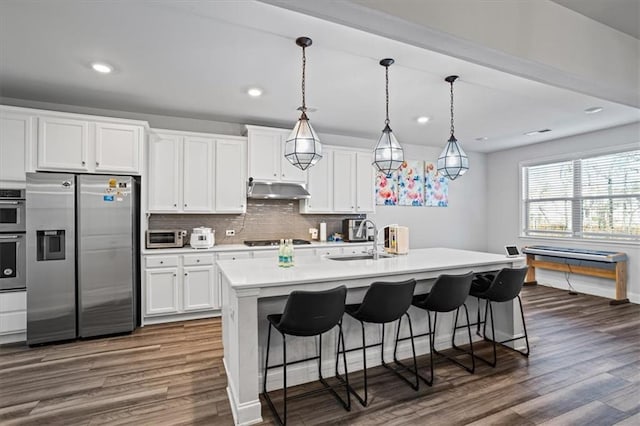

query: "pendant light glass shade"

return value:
[285, 36, 322, 171]
[285, 111, 322, 170]
[372, 58, 404, 175]
[437, 136, 469, 180]
[437, 75, 468, 180]
[373, 123, 404, 175]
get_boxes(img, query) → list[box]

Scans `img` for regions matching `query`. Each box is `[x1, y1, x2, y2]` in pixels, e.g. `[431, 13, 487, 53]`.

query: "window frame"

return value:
[519, 143, 640, 244]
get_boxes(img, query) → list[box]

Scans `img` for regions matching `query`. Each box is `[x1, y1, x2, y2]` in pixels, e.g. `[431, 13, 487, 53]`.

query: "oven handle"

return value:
[0, 201, 22, 205]
[0, 235, 21, 239]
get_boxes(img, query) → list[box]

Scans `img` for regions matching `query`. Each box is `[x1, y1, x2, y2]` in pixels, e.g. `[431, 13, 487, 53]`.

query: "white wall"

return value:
[487, 122, 640, 303]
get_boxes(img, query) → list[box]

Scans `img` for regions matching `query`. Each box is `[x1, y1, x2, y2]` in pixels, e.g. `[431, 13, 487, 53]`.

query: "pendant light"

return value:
[372, 58, 404, 176]
[284, 36, 322, 171]
[437, 75, 469, 180]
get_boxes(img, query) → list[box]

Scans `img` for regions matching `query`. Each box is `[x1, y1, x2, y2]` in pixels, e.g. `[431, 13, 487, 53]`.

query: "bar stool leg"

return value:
[391, 313, 420, 390]
[518, 295, 531, 357]
[283, 334, 288, 424]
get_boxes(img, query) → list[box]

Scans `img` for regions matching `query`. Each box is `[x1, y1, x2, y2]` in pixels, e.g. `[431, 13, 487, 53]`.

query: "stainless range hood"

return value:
[247, 178, 310, 200]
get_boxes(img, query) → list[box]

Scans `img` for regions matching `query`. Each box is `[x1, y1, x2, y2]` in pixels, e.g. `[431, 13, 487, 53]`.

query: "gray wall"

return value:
[486, 122, 640, 303]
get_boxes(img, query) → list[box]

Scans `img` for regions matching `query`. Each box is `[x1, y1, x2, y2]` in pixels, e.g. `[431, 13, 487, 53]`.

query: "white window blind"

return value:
[522, 150, 640, 241]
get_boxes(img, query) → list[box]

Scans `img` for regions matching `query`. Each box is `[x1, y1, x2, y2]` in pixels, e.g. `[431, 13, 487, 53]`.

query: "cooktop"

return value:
[243, 239, 312, 247]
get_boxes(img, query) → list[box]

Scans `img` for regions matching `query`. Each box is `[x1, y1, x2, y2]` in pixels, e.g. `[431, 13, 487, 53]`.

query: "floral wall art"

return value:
[375, 161, 449, 207]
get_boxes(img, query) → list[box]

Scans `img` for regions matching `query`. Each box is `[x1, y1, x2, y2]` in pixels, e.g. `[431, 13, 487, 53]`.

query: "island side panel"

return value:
[221, 273, 263, 426]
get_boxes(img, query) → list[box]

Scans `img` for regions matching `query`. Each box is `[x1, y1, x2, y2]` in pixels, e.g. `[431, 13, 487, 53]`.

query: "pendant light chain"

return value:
[301, 44, 306, 111]
[385, 65, 390, 124]
[449, 79, 455, 137]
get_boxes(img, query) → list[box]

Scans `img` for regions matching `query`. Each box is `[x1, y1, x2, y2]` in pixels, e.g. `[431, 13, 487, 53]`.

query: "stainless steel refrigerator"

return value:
[26, 173, 138, 345]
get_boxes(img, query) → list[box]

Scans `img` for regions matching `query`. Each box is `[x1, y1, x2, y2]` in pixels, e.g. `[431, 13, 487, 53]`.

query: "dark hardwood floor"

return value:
[0, 285, 638, 425]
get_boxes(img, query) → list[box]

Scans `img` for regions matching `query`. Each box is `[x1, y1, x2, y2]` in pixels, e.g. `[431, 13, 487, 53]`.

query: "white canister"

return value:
[319, 222, 327, 242]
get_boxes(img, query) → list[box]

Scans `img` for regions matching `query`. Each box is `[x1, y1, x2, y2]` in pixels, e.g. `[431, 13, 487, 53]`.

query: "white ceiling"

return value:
[552, 0, 640, 39]
[0, 1, 638, 153]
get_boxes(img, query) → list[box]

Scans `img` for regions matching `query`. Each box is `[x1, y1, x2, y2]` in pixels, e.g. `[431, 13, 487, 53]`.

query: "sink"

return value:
[326, 253, 394, 261]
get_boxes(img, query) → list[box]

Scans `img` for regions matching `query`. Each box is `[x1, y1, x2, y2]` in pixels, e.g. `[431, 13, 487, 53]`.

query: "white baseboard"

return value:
[0, 331, 26, 345]
[141, 310, 220, 326]
[223, 357, 263, 426]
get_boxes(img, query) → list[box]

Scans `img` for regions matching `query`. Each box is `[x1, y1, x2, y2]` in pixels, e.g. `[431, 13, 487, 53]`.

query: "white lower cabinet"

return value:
[143, 253, 218, 323]
[0, 291, 27, 344]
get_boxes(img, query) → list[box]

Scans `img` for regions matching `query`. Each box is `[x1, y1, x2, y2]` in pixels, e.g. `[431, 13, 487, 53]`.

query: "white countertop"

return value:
[217, 247, 524, 290]
[141, 240, 372, 255]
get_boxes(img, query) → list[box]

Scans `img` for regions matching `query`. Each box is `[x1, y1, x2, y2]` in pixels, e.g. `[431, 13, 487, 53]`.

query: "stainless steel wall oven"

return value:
[0, 189, 26, 291]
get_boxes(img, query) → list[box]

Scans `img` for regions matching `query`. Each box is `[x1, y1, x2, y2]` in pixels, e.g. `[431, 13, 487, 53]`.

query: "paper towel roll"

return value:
[320, 223, 327, 242]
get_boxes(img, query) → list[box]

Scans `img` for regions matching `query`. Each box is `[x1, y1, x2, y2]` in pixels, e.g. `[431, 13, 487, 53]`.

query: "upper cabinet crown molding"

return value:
[245, 125, 307, 184]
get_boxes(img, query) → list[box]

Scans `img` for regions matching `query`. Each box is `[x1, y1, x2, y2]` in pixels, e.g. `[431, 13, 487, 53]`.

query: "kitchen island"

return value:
[218, 248, 525, 425]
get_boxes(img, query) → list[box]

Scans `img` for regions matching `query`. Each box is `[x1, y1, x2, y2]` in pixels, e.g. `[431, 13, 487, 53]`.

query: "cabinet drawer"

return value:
[145, 255, 179, 268]
[0, 291, 26, 312]
[0, 311, 26, 334]
[183, 253, 215, 266]
[252, 250, 276, 259]
[217, 252, 252, 261]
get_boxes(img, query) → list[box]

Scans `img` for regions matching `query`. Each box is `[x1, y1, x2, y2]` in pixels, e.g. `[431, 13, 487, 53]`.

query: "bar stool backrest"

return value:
[353, 279, 417, 323]
[422, 272, 474, 312]
[483, 267, 529, 303]
[277, 285, 348, 336]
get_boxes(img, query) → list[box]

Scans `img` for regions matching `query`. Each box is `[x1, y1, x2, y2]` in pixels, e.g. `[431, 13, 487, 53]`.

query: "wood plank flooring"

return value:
[0, 285, 638, 425]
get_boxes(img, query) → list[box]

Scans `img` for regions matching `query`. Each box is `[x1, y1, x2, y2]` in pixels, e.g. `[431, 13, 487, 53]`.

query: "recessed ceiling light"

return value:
[584, 106, 603, 114]
[524, 129, 552, 136]
[416, 116, 430, 124]
[475, 137, 488, 141]
[247, 87, 263, 97]
[91, 62, 113, 74]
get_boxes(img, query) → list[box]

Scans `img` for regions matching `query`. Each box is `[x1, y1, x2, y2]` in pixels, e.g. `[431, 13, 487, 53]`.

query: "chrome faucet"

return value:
[356, 219, 379, 260]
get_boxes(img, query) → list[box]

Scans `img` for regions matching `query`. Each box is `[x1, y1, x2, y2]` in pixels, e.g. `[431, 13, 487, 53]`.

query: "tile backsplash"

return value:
[148, 199, 364, 244]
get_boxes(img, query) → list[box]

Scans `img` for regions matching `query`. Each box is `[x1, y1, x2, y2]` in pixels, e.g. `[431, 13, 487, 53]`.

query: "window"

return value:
[522, 149, 640, 242]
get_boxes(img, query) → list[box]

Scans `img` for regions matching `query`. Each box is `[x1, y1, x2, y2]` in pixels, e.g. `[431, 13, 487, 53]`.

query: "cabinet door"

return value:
[248, 131, 280, 181]
[215, 138, 246, 213]
[95, 122, 142, 174]
[183, 265, 217, 311]
[148, 133, 181, 211]
[303, 149, 332, 212]
[356, 151, 375, 213]
[0, 112, 33, 183]
[280, 135, 308, 183]
[145, 268, 180, 315]
[332, 150, 356, 212]
[183, 136, 214, 212]
[38, 116, 89, 171]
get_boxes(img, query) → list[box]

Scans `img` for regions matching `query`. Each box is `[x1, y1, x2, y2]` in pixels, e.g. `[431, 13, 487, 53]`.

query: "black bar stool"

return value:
[461, 266, 530, 367]
[336, 279, 419, 407]
[411, 271, 475, 385]
[262, 285, 350, 425]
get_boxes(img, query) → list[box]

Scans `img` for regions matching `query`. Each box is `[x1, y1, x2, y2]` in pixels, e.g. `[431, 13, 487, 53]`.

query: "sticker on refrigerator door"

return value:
[108, 178, 117, 188]
[103, 195, 114, 202]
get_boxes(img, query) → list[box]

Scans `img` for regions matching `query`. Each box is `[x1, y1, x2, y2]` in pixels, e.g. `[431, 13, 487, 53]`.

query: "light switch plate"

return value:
[226, 230, 235, 236]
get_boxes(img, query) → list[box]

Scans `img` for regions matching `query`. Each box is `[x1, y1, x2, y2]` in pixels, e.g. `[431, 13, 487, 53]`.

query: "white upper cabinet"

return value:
[35, 110, 145, 175]
[0, 110, 34, 185]
[148, 132, 181, 211]
[183, 136, 215, 212]
[95, 122, 142, 173]
[215, 138, 246, 213]
[333, 150, 356, 213]
[302, 148, 333, 213]
[355, 151, 375, 213]
[301, 146, 375, 214]
[246, 125, 306, 184]
[38, 116, 89, 171]
[147, 129, 246, 214]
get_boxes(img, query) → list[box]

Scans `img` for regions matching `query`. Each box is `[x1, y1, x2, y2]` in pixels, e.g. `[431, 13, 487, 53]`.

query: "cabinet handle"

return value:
[173, 204, 177, 207]
[282, 173, 286, 177]
[184, 273, 188, 276]
[81, 161, 86, 166]
[173, 273, 176, 276]
[96, 161, 100, 166]
[196, 259, 200, 263]
[184, 204, 187, 207]
[273, 173, 277, 177]
[160, 261, 164, 264]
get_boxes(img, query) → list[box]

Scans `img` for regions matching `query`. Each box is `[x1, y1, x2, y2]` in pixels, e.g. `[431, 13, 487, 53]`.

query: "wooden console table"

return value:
[522, 246, 628, 305]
